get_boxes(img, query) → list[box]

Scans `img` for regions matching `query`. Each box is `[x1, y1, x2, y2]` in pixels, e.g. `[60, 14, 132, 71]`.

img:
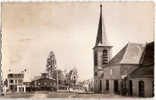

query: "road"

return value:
[31, 91, 127, 98]
[0, 91, 133, 98]
[31, 91, 48, 98]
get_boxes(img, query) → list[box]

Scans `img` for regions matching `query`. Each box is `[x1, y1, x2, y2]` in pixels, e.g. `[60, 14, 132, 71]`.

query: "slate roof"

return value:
[120, 43, 145, 64]
[108, 44, 128, 65]
[95, 5, 110, 47]
[130, 65, 154, 78]
[106, 43, 145, 66]
[141, 42, 154, 66]
[32, 76, 41, 81]
[129, 41, 154, 78]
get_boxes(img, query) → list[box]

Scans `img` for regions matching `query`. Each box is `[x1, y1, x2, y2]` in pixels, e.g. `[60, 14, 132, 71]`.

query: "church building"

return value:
[93, 4, 154, 97]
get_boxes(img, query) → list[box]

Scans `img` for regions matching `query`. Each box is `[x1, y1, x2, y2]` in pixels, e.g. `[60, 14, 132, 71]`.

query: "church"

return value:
[93, 5, 154, 97]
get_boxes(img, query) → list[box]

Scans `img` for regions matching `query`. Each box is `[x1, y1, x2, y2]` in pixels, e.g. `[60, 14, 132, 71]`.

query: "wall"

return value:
[103, 65, 121, 79]
[131, 78, 153, 97]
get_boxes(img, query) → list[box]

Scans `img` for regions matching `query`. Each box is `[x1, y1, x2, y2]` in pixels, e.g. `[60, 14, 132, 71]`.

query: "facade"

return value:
[6, 73, 26, 93]
[23, 82, 31, 92]
[128, 42, 154, 97]
[93, 5, 154, 97]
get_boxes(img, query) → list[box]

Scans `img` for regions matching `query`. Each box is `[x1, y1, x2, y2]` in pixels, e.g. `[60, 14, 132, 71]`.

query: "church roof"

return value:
[108, 42, 145, 65]
[109, 44, 128, 65]
[129, 65, 154, 78]
[129, 41, 154, 78]
[95, 5, 110, 47]
[140, 42, 154, 66]
[120, 43, 145, 64]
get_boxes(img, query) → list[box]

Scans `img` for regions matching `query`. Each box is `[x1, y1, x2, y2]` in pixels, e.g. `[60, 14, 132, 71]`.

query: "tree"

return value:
[46, 51, 57, 79]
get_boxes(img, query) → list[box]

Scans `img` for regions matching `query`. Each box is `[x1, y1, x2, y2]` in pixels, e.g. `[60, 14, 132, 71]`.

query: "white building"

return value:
[6, 73, 26, 93]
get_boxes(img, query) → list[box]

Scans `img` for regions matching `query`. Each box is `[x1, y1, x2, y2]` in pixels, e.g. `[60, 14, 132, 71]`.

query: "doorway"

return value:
[106, 80, 109, 91]
[99, 80, 102, 92]
[139, 80, 144, 97]
[129, 80, 133, 96]
[114, 80, 119, 93]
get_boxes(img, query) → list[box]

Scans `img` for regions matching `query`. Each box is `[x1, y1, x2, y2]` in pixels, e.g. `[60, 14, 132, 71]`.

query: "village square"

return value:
[0, 2, 154, 98]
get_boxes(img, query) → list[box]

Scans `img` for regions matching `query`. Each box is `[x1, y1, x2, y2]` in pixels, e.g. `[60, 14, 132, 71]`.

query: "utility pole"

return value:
[56, 70, 59, 92]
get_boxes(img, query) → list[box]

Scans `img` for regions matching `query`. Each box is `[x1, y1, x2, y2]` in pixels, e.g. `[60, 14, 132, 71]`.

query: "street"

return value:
[31, 91, 48, 98]
[0, 91, 133, 98]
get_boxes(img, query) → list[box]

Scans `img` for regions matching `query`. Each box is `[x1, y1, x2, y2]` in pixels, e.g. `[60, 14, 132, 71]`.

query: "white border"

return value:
[0, 0, 155, 2]
[0, 0, 155, 100]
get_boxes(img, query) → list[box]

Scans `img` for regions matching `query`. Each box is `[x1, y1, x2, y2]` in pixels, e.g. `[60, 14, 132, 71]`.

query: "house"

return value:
[6, 73, 26, 93]
[31, 73, 56, 91]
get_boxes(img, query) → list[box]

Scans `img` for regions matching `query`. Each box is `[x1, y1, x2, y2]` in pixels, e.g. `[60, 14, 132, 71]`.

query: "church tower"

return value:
[93, 4, 112, 92]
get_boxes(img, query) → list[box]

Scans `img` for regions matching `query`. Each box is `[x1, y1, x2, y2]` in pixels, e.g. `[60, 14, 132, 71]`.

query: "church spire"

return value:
[95, 4, 107, 46]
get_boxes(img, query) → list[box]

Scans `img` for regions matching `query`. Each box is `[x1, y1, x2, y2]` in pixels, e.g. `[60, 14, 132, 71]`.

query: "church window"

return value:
[103, 50, 108, 64]
[94, 52, 98, 66]
[94, 72, 97, 76]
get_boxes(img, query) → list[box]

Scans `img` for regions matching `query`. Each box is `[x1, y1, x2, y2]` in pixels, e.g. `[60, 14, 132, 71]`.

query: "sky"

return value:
[1, 2, 154, 81]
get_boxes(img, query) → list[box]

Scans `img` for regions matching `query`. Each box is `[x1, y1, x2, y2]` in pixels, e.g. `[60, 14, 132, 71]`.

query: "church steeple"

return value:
[93, 4, 112, 67]
[95, 4, 107, 46]
[93, 4, 113, 93]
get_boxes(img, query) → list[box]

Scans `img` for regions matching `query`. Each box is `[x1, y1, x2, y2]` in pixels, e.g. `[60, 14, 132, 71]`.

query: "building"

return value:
[93, 4, 113, 93]
[93, 5, 154, 97]
[128, 42, 154, 97]
[31, 73, 56, 91]
[6, 73, 26, 93]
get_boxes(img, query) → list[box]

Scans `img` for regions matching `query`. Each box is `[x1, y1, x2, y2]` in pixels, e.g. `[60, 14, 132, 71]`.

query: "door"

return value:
[152, 80, 154, 97]
[99, 80, 102, 92]
[129, 80, 133, 96]
[139, 80, 144, 97]
[114, 80, 119, 93]
[106, 80, 109, 91]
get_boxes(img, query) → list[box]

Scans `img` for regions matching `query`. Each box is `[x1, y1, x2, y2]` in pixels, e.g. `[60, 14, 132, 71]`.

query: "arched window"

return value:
[103, 50, 108, 64]
[139, 80, 144, 97]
